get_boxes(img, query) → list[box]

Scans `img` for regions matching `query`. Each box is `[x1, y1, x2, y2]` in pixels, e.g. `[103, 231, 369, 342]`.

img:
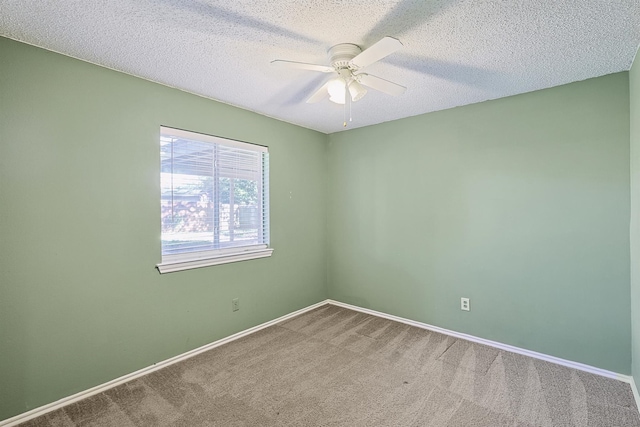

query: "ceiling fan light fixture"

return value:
[273, 36, 405, 113]
[349, 80, 367, 102]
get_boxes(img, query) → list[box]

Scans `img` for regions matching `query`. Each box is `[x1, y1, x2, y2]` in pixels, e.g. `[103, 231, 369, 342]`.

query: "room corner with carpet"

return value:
[7, 303, 640, 426]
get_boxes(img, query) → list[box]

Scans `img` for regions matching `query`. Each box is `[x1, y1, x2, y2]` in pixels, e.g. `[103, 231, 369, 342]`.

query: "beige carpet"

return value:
[19, 304, 640, 426]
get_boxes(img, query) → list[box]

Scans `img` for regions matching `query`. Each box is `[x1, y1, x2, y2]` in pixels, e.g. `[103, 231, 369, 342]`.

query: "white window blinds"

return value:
[158, 126, 271, 272]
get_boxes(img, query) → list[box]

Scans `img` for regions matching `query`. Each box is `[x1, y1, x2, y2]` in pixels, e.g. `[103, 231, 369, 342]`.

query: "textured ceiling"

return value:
[1, 0, 639, 134]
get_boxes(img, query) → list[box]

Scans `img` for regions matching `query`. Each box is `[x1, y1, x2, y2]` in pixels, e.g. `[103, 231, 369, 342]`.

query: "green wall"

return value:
[631, 49, 640, 388]
[0, 37, 327, 421]
[327, 73, 631, 373]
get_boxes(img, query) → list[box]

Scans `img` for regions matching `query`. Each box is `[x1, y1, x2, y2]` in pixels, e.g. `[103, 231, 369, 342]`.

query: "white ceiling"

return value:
[1, 0, 639, 134]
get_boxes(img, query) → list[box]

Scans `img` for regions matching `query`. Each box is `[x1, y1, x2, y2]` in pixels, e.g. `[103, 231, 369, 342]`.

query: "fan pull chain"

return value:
[349, 90, 353, 123]
[347, 79, 351, 123]
[343, 79, 348, 127]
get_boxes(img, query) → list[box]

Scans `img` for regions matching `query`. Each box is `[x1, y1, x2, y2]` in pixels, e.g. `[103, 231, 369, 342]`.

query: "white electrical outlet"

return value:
[232, 298, 240, 312]
[461, 297, 470, 311]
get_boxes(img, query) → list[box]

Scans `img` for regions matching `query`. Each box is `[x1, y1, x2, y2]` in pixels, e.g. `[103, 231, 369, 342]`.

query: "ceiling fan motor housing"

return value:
[328, 43, 362, 70]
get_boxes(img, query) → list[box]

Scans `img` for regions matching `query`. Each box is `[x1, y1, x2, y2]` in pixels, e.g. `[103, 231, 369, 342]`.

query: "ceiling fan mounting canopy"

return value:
[328, 43, 362, 69]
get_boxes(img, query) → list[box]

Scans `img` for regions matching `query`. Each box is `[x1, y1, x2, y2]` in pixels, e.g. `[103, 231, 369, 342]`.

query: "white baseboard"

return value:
[3, 298, 638, 426]
[631, 377, 640, 413]
[327, 299, 632, 383]
[0, 300, 329, 427]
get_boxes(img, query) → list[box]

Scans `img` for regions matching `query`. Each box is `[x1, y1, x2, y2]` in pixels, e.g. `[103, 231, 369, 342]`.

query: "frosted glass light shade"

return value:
[327, 78, 346, 104]
[348, 80, 367, 102]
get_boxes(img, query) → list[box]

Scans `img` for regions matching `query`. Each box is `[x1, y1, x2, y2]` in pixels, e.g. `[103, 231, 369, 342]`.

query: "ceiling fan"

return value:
[271, 37, 406, 125]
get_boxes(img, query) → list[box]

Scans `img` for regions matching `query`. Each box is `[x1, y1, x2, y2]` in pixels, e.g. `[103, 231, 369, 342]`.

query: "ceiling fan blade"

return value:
[349, 36, 403, 69]
[271, 60, 334, 73]
[306, 81, 331, 103]
[357, 74, 406, 96]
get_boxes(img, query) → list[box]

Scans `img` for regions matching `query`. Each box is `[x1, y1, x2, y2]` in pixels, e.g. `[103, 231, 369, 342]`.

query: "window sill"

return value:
[156, 248, 274, 274]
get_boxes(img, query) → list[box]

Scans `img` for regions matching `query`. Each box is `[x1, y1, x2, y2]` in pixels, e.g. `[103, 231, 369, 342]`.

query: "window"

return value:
[157, 126, 272, 273]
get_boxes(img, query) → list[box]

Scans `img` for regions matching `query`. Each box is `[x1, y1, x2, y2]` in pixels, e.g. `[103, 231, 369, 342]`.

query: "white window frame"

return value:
[156, 127, 273, 274]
